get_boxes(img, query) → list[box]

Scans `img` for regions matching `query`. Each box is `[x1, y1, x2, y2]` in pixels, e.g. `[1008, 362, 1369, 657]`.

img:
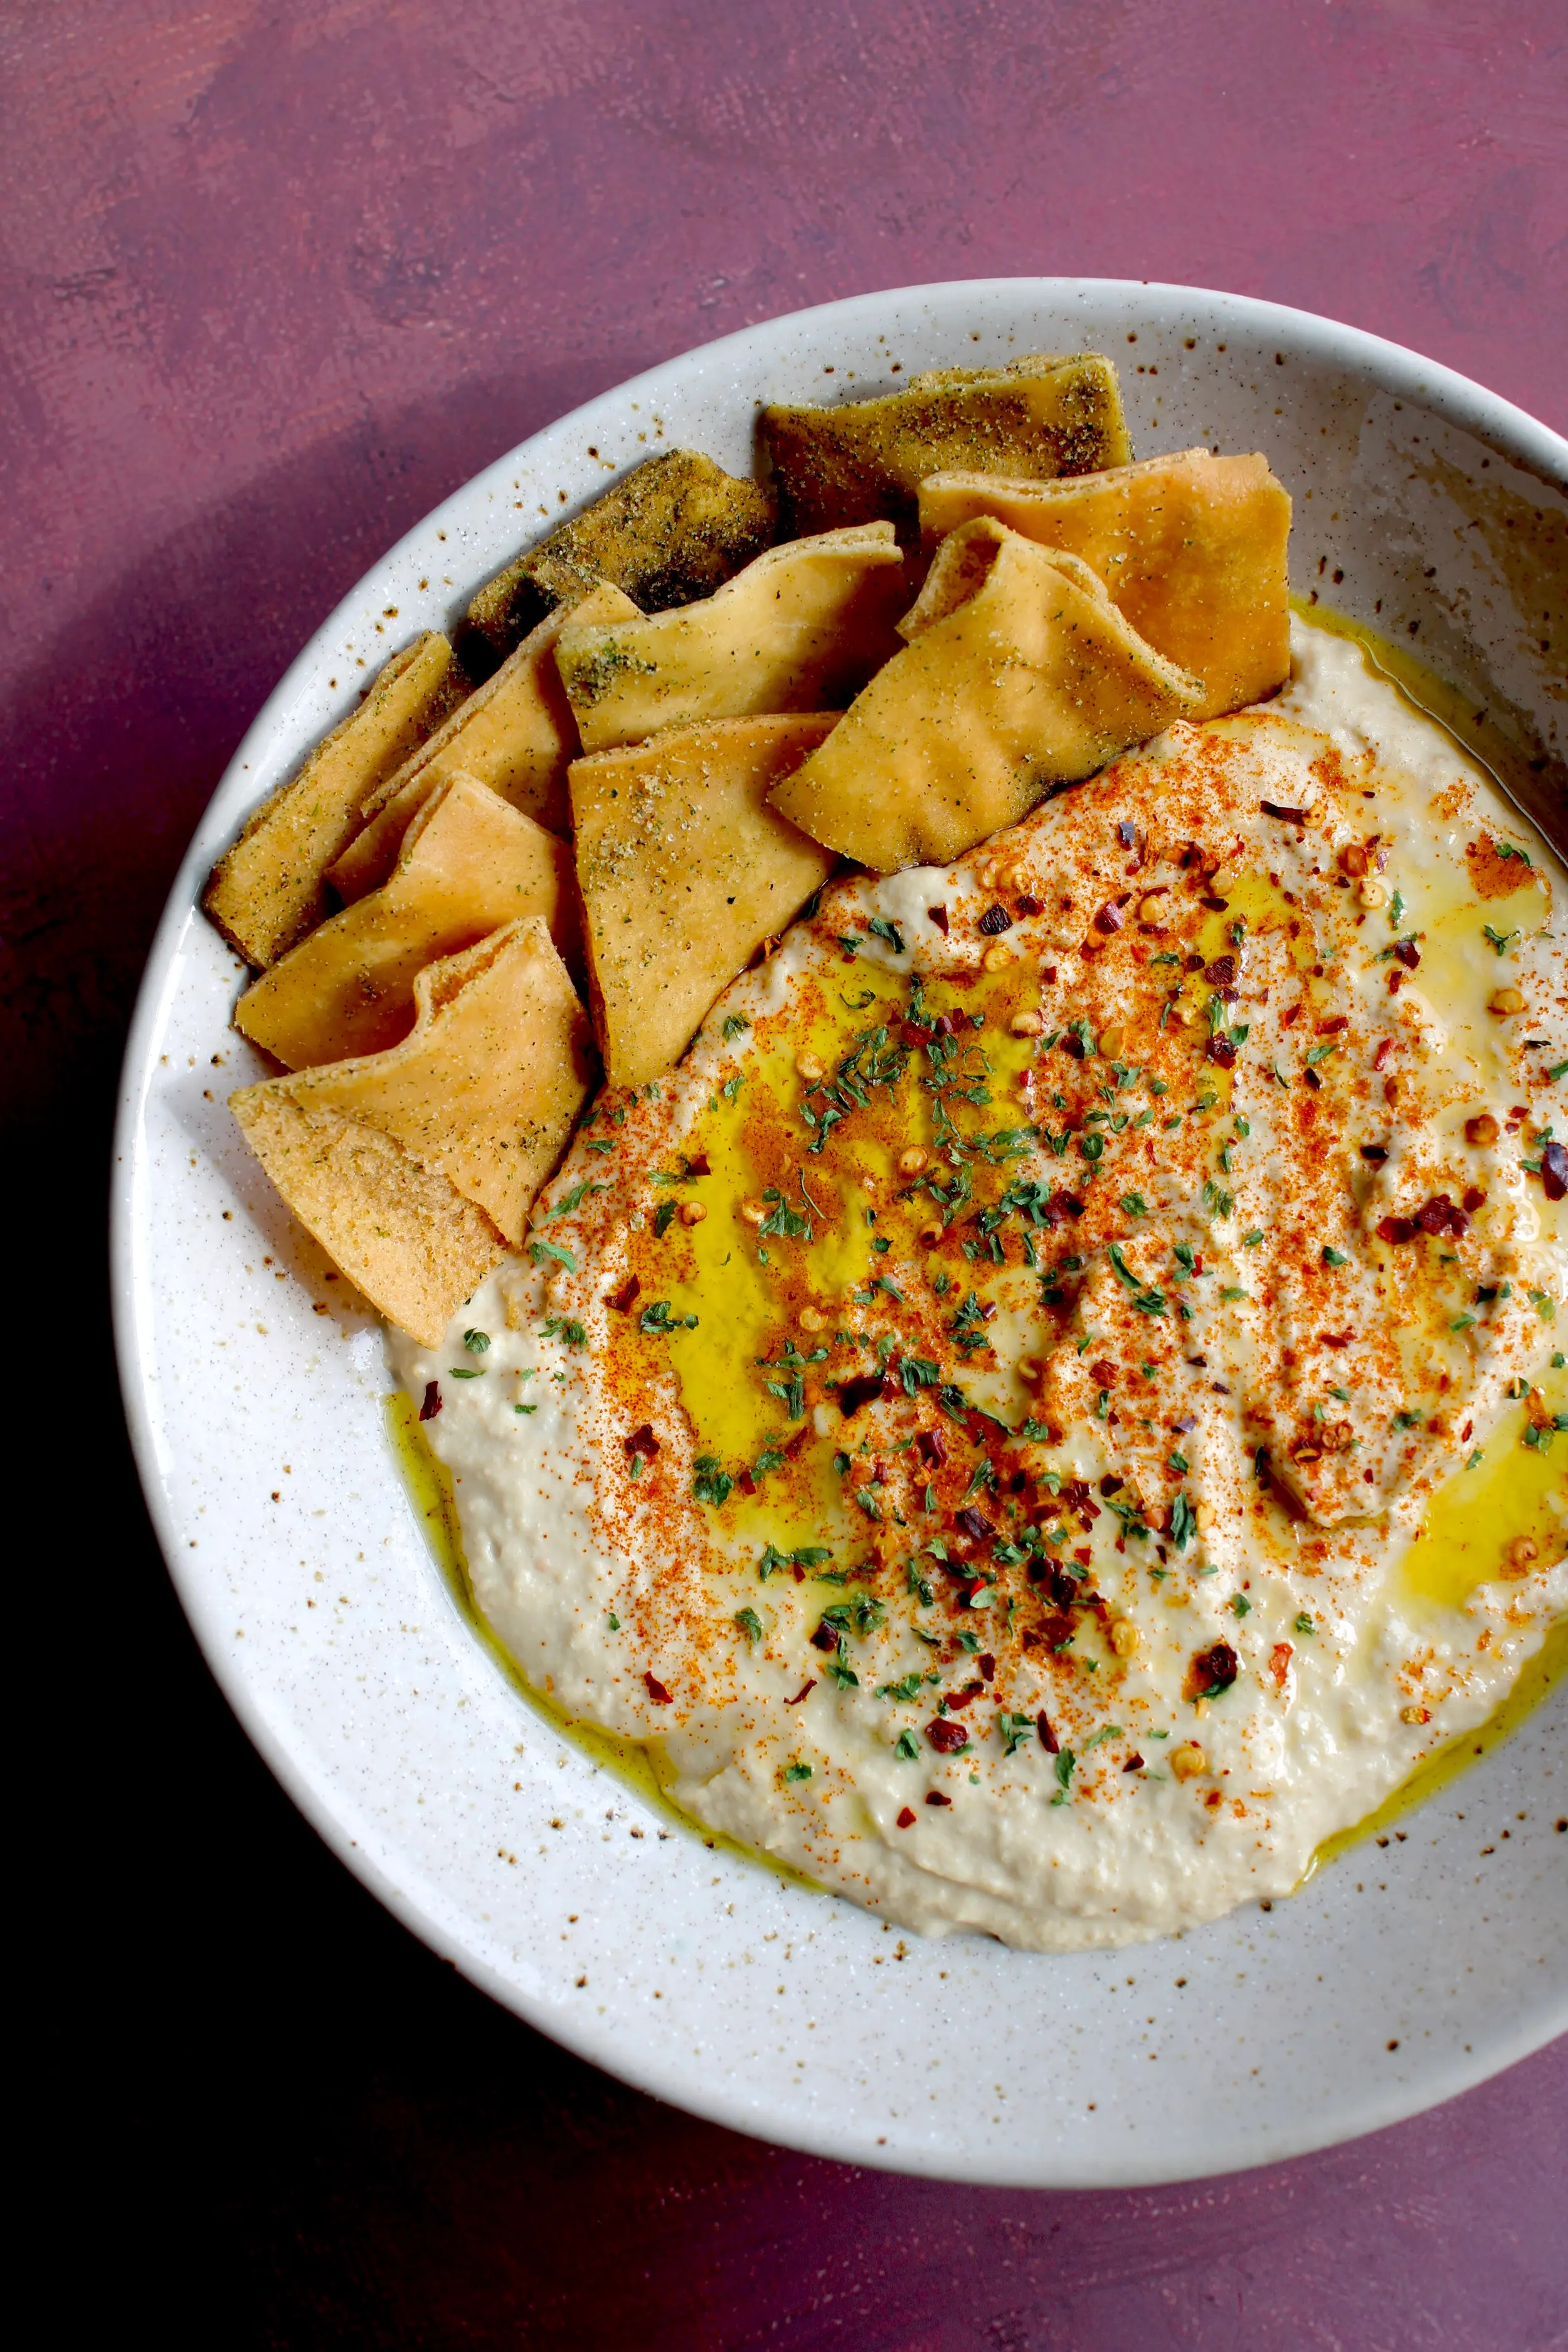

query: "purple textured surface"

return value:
[4, 3, 1565, 2343]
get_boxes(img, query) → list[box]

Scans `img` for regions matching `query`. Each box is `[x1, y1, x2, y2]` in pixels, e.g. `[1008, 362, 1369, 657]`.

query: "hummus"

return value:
[391, 618, 1568, 1950]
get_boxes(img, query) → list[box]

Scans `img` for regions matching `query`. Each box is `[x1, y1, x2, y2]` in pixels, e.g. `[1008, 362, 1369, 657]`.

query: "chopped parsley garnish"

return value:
[1203, 1180, 1235, 1219]
[722, 1013, 750, 1040]
[1120, 1192, 1150, 1218]
[1051, 1749, 1076, 1804]
[462, 1328, 490, 1353]
[529, 1237, 578, 1271]
[783, 1762, 813, 1782]
[1168, 1492, 1197, 1550]
[447, 1365, 482, 1379]
[867, 915, 906, 953]
[734, 1607, 765, 1645]
[894, 1729, 921, 1761]
[1295, 1613, 1315, 1634]
[639, 1299, 698, 1335]
[1482, 924, 1519, 957]
[996, 1710, 1035, 1757]
[692, 1456, 733, 1506]
[541, 1315, 587, 1347]
[1230, 1592, 1252, 1616]
[1392, 1410, 1422, 1431]
[1322, 1246, 1350, 1268]
[652, 1200, 677, 1239]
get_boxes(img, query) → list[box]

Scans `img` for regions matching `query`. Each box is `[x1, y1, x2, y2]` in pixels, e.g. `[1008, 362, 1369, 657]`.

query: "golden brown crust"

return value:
[201, 633, 465, 968]
[761, 354, 1132, 541]
[462, 450, 773, 669]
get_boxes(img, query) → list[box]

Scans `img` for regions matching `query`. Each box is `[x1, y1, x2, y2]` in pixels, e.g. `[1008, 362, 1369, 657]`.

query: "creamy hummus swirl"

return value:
[393, 622, 1568, 1949]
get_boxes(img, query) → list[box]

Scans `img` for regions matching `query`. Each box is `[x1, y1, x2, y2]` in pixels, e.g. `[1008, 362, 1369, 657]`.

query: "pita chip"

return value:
[463, 449, 773, 668]
[331, 581, 639, 903]
[235, 772, 578, 1070]
[918, 449, 1292, 719]
[768, 520, 1204, 872]
[203, 632, 465, 967]
[762, 354, 1131, 540]
[571, 715, 837, 1088]
[230, 919, 592, 1344]
[556, 523, 906, 752]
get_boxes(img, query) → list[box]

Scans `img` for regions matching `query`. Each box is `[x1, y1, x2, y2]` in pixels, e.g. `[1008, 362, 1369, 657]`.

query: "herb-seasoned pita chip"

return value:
[330, 582, 638, 903]
[231, 917, 592, 1342]
[571, 715, 837, 1088]
[556, 524, 906, 752]
[918, 450, 1292, 719]
[203, 633, 465, 967]
[768, 520, 1203, 872]
[762, 354, 1131, 540]
[235, 773, 577, 1070]
[462, 450, 773, 670]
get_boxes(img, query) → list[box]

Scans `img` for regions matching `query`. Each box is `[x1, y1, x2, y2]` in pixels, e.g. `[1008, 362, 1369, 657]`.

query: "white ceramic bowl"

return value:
[114, 280, 1568, 2187]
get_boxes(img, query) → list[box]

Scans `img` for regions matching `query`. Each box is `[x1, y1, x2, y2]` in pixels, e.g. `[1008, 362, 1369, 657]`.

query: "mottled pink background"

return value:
[4, 3, 1565, 2344]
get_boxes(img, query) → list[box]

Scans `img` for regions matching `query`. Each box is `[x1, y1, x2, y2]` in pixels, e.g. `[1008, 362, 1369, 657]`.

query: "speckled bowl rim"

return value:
[113, 279, 1568, 2186]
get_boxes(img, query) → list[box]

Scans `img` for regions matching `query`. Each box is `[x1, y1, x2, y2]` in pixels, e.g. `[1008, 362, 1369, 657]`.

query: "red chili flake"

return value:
[1463, 1186, 1487, 1214]
[901, 1020, 933, 1047]
[644, 1673, 672, 1705]
[1072, 1545, 1093, 1569]
[1374, 1037, 1394, 1069]
[1099, 1473, 1124, 1495]
[810, 1619, 842, 1652]
[1123, 1753, 1145, 1772]
[1377, 1214, 1416, 1244]
[1015, 893, 1044, 916]
[978, 1653, 996, 1683]
[1204, 954, 1237, 987]
[1319, 1332, 1354, 1349]
[1281, 1004, 1301, 1029]
[1207, 1035, 1238, 1068]
[925, 1791, 953, 1806]
[1387, 968, 1404, 995]
[624, 1422, 659, 1459]
[916, 1426, 948, 1468]
[928, 1717, 970, 1752]
[736, 1468, 757, 1495]
[1260, 799, 1308, 824]
[792, 1564, 805, 1583]
[1172, 1412, 1197, 1432]
[1090, 1358, 1118, 1388]
[605, 1273, 642, 1313]
[1094, 901, 1126, 935]
[1202, 893, 1229, 912]
[1042, 963, 1058, 982]
[933, 1012, 956, 1037]
[1192, 1640, 1238, 1696]
[927, 904, 950, 934]
[1303, 1066, 1322, 1091]
[945, 1682, 985, 1710]
[783, 1424, 812, 1460]
[955, 1506, 997, 1543]
[897, 1806, 917, 1828]
[1061, 1031, 1087, 1060]
[1315, 1015, 1348, 1036]
[418, 1380, 442, 1422]
[1543, 1142, 1568, 1202]
[1037, 1711, 1060, 1754]
[1359, 1143, 1388, 1163]
[785, 1680, 815, 1706]
[978, 903, 1014, 936]
[1393, 940, 1421, 970]
[838, 1369, 893, 1417]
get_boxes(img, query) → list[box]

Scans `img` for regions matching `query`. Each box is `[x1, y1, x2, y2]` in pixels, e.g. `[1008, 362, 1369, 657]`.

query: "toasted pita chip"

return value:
[768, 521, 1204, 871]
[235, 773, 578, 1069]
[571, 716, 837, 1088]
[235, 913, 595, 1317]
[762, 354, 1131, 540]
[462, 450, 773, 670]
[556, 524, 906, 752]
[202, 633, 465, 967]
[918, 450, 1292, 719]
[330, 582, 638, 903]
[230, 1086, 506, 1348]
